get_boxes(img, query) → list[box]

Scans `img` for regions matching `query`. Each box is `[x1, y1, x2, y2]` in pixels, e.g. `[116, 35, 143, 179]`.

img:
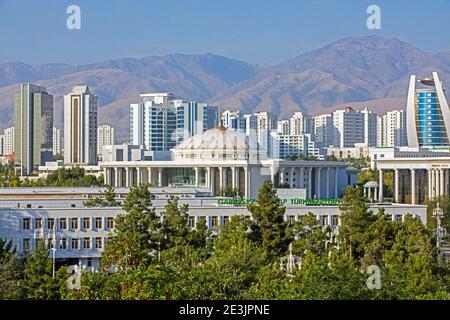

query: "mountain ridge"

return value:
[0, 36, 449, 141]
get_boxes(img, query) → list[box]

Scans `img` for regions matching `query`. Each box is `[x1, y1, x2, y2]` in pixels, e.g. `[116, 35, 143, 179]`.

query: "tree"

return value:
[247, 180, 291, 256]
[83, 185, 120, 207]
[338, 186, 376, 261]
[23, 240, 60, 299]
[381, 215, 448, 299]
[159, 196, 190, 250]
[290, 213, 330, 257]
[0, 239, 25, 299]
[102, 184, 159, 270]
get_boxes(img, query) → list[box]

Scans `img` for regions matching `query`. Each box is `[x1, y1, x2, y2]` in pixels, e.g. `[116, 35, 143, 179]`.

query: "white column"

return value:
[114, 168, 119, 187]
[326, 167, 330, 198]
[432, 169, 436, 198]
[103, 167, 108, 185]
[232, 167, 237, 189]
[125, 167, 130, 187]
[137, 168, 141, 186]
[428, 169, 432, 199]
[394, 169, 399, 203]
[244, 167, 249, 199]
[316, 168, 322, 199]
[411, 169, 416, 205]
[270, 167, 275, 185]
[195, 167, 199, 187]
[280, 169, 285, 186]
[158, 168, 163, 187]
[378, 169, 383, 202]
[334, 167, 338, 198]
[440, 169, 445, 197]
[374, 187, 378, 201]
[206, 167, 211, 189]
[117, 168, 123, 187]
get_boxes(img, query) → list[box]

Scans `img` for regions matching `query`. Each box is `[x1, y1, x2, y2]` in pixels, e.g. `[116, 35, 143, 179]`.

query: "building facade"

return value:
[52, 127, 62, 156]
[406, 72, 450, 148]
[222, 110, 246, 131]
[14, 84, 53, 175]
[63, 85, 98, 165]
[97, 125, 115, 161]
[377, 109, 407, 147]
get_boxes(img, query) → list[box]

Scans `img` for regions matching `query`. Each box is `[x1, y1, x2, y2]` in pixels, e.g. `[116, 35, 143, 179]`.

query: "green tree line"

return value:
[0, 181, 449, 299]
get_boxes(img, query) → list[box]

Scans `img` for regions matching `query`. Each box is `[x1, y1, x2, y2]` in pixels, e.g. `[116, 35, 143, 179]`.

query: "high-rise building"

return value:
[130, 102, 144, 146]
[277, 120, 290, 135]
[332, 107, 364, 148]
[222, 110, 246, 131]
[314, 114, 334, 147]
[130, 93, 219, 151]
[406, 72, 450, 148]
[377, 110, 407, 147]
[361, 107, 378, 147]
[2, 127, 15, 157]
[290, 112, 313, 135]
[175, 100, 218, 144]
[63, 85, 98, 165]
[14, 84, 53, 175]
[97, 125, 115, 161]
[252, 111, 278, 158]
[52, 127, 62, 156]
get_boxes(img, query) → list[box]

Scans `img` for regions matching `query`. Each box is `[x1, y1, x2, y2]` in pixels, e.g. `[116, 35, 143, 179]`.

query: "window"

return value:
[23, 238, 31, 252]
[23, 218, 30, 230]
[188, 216, 195, 228]
[95, 237, 102, 249]
[83, 238, 91, 249]
[106, 217, 114, 229]
[83, 218, 91, 230]
[95, 217, 102, 229]
[71, 238, 79, 250]
[322, 215, 329, 226]
[60, 238, 67, 250]
[47, 218, 55, 230]
[71, 218, 79, 230]
[223, 216, 229, 225]
[60, 218, 67, 230]
[35, 218, 42, 229]
[332, 215, 339, 226]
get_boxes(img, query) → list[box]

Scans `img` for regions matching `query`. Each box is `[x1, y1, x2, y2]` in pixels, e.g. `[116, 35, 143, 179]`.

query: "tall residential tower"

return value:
[14, 84, 53, 175]
[63, 85, 98, 165]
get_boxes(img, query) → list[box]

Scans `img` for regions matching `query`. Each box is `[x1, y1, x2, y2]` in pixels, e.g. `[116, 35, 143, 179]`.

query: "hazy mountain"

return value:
[0, 53, 262, 139]
[1, 36, 450, 141]
[212, 36, 450, 118]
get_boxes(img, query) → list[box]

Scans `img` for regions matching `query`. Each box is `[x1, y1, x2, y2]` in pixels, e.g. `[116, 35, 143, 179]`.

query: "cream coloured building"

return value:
[101, 127, 355, 199]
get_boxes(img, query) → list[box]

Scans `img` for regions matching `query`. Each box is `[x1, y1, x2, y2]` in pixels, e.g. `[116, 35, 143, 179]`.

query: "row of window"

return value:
[23, 237, 104, 252]
[22, 217, 114, 231]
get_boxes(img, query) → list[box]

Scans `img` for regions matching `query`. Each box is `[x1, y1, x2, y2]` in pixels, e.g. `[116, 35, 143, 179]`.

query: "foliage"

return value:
[247, 180, 291, 256]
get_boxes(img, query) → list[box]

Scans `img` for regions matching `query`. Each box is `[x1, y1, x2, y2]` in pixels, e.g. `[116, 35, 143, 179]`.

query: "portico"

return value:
[100, 127, 354, 199]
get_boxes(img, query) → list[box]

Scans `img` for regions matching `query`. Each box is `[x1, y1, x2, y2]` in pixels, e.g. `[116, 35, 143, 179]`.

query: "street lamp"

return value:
[433, 204, 444, 250]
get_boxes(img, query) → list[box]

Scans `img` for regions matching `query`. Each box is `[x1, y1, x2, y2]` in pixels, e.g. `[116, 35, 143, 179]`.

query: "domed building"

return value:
[101, 127, 353, 199]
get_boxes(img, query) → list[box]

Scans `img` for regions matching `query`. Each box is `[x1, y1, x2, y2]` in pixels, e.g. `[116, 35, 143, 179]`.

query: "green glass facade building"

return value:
[14, 84, 53, 175]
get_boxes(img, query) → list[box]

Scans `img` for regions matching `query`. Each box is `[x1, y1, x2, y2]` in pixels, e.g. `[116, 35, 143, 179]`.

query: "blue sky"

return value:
[0, 0, 449, 65]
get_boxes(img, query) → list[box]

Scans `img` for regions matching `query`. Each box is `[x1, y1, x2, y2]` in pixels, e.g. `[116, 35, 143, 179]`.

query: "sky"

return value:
[0, 0, 449, 65]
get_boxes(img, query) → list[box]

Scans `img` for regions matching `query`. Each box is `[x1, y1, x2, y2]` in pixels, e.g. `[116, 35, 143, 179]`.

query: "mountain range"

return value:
[0, 35, 449, 141]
